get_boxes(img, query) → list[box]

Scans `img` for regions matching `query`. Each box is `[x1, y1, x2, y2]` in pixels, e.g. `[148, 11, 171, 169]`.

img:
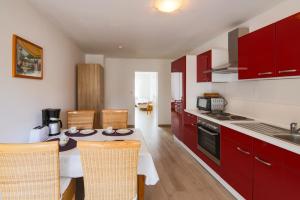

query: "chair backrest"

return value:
[102, 109, 128, 129]
[0, 141, 60, 200]
[77, 140, 141, 200]
[67, 110, 95, 129]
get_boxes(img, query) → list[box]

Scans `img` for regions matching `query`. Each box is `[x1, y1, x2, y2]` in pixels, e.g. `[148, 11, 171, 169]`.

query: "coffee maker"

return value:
[42, 108, 62, 136]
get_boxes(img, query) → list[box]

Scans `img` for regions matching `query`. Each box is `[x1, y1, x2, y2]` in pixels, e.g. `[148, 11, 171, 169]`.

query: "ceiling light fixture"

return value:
[118, 45, 123, 49]
[154, 0, 184, 13]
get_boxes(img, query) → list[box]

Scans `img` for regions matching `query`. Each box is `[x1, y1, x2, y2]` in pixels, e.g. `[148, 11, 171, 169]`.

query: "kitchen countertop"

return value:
[185, 109, 300, 155]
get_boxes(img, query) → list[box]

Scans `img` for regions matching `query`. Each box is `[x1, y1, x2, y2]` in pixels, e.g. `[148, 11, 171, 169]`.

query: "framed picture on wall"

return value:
[12, 34, 43, 79]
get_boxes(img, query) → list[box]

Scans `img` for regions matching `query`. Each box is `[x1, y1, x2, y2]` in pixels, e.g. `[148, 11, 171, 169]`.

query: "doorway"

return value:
[134, 72, 158, 129]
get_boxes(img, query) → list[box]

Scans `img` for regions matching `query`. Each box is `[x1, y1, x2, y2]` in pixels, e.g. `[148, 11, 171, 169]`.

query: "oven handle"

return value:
[198, 126, 219, 136]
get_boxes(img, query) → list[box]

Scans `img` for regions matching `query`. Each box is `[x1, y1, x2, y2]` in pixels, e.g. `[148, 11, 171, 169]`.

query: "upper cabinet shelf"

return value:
[238, 12, 300, 80]
[197, 50, 212, 82]
[197, 49, 236, 83]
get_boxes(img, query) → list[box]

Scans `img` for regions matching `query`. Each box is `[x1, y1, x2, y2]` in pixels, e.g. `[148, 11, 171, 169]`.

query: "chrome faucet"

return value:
[290, 123, 300, 134]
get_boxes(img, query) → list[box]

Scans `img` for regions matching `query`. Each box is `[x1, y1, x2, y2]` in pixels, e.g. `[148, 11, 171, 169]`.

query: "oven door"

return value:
[197, 126, 220, 164]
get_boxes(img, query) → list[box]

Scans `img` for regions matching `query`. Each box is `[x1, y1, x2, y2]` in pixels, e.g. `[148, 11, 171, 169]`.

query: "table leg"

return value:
[138, 175, 145, 200]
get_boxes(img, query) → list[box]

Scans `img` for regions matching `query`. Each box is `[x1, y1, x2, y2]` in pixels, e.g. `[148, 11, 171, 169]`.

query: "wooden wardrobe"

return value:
[77, 64, 104, 128]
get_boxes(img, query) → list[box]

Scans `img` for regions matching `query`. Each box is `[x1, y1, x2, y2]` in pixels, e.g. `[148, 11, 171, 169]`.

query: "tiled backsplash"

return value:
[212, 78, 300, 128]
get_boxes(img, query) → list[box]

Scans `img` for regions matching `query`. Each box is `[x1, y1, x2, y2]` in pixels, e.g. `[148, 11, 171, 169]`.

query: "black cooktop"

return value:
[204, 112, 253, 121]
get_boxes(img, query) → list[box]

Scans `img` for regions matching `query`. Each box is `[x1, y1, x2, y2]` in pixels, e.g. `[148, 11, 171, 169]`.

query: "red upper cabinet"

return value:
[276, 12, 300, 77]
[238, 24, 276, 79]
[197, 50, 212, 82]
[253, 140, 284, 200]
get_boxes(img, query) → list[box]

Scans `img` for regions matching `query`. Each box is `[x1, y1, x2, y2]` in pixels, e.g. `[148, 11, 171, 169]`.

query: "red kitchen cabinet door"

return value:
[197, 50, 212, 82]
[171, 107, 179, 138]
[238, 24, 276, 79]
[171, 56, 186, 142]
[282, 149, 300, 200]
[253, 140, 284, 200]
[276, 12, 300, 77]
[221, 127, 253, 200]
[183, 112, 198, 153]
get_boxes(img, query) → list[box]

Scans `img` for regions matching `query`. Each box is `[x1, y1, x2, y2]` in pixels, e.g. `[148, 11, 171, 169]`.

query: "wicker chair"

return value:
[102, 109, 128, 129]
[67, 110, 95, 129]
[77, 140, 141, 200]
[0, 141, 75, 200]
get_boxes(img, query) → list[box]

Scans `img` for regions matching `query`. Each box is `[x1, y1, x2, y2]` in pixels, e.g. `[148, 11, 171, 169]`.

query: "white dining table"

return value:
[49, 129, 159, 186]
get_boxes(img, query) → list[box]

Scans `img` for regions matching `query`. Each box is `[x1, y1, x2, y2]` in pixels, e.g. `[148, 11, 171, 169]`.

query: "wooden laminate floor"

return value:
[135, 109, 235, 200]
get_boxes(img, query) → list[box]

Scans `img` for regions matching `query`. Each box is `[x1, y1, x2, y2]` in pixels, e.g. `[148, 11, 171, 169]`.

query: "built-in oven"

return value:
[197, 117, 220, 165]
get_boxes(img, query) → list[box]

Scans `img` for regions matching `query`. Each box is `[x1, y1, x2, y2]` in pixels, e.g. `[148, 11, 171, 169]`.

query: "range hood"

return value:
[212, 28, 249, 74]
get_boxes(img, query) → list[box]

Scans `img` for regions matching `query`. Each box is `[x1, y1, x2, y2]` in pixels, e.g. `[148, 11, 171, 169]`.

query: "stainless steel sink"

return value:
[232, 122, 290, 136]
[274, 134, 300, 145]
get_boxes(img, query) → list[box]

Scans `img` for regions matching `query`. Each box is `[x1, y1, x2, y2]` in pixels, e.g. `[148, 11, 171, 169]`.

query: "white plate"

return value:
[116, 129, 130, 134]
[80, 129, 94, 134]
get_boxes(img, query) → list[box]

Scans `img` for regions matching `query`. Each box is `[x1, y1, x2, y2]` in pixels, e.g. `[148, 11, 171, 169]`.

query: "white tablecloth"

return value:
[49, 129, 159, 186]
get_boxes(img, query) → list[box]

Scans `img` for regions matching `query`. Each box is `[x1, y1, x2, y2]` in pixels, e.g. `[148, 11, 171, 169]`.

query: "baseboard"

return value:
[158, 124, 171, 128]
[173, 136, 245, 200]
[128, 125, 135, 128]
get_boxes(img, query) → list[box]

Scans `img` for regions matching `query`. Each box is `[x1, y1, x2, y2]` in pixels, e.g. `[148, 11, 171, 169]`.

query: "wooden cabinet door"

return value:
[221, 127, 253, 200]
[253, 140, 284, 200]
[77, 64, 104, 128]
[276, 12, 300, 77]
[282, 149, 300, 200]
[197, 50, 212, 82]
[238, 24, 276, 79]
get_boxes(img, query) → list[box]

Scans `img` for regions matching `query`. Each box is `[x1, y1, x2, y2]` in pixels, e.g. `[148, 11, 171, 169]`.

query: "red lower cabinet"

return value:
[171, 102, 183, 141]
[221, 127, 253, 200]
[282, 149, 300, 200]
[253, 139, 284, 200]
[183, 112, 198, 153]
[195, 125, 300, 200]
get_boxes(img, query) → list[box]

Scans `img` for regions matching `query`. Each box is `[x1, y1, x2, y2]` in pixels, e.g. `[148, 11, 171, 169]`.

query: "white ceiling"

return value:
[28, 0, 283, 59]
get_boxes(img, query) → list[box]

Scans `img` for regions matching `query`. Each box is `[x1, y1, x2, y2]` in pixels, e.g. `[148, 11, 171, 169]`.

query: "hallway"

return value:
[136, 118, 234, 200]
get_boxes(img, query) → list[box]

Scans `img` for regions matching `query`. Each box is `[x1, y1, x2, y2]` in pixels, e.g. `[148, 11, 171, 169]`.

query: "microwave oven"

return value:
[197, 96, 226, 112]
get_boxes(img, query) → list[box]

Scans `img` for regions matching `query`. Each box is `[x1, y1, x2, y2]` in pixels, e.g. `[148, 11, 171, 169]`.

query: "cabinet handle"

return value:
[236, 147, 250, 155]
[203, 70, 212, 74]
[258, 72, 273, 76]
[198, 127, 219, 136]
[278, 69, 297, 74]
[255, 156, 272, 167]
[192, 123, 197, 127]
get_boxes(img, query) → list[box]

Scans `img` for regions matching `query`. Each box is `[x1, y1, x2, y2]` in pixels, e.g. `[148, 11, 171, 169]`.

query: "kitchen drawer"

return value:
[183, 112, 197, 125]
[221, 126, 253, 148]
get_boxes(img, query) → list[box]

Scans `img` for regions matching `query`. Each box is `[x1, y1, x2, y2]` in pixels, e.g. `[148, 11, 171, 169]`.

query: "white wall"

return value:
[188, 0, 300, 128]
[85, 54, 105, 66]
[0, 0, 84, 142]
[104, 58, 171, 125]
